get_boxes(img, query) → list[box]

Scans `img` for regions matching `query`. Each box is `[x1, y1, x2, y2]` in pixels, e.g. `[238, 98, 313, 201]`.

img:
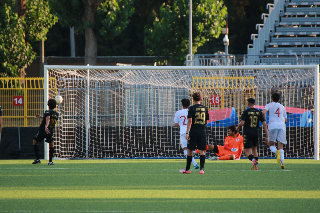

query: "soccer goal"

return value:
[44, 65, 320, 160]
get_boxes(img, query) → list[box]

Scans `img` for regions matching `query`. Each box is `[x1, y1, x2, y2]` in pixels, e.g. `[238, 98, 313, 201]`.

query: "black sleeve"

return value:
[259, 111, 266, 122]
[187, 106, 193, 119]
[240, 110, 246, 121]
[206, 108, 209, 121]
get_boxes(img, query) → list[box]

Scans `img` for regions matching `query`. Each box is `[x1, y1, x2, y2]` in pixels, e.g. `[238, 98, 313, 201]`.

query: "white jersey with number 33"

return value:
[174, 109, 188, 135]
[264, 102, 287, 130]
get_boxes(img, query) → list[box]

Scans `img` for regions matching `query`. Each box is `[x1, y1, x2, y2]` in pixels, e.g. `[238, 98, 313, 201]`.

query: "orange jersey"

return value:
[217, 133, 244, 159]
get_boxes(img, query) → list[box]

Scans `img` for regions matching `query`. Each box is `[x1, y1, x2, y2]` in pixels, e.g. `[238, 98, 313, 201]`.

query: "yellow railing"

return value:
[192, 76, 255, 116]
[0, 78, 55, 127]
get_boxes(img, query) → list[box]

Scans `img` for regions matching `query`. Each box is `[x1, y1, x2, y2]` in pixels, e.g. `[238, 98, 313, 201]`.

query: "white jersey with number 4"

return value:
[174, 109, 188, 135]
[264, 102, 287, 130]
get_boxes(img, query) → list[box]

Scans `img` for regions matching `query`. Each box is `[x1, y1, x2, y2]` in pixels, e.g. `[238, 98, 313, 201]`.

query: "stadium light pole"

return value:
[189, 0, 192, 56]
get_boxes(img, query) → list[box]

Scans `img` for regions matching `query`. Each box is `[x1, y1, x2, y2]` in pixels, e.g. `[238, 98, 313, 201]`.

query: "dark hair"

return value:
[47, 99, 57, 109]
[228, 125, 237, 133]
[248, 98, 255, 106]
[192, 92, 201, 102]
[181, 98, 190, 108]
[272, 92, 280, 102]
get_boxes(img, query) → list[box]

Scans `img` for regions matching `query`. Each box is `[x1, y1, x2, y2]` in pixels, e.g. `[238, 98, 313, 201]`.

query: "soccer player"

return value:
[32, 99, 59, 165]
[263, 92, 287, 169]
[174, 98, 199, 169]
[205, 125, 244, 160]
[237, 98, 268, 170]
[180, 92, 209, 174]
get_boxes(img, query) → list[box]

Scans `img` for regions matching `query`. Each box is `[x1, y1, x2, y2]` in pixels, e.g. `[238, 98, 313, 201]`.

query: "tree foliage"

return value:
[49, 0, 134, 65]
[145, 0, 227, 65]
[0, 0, 57, 77]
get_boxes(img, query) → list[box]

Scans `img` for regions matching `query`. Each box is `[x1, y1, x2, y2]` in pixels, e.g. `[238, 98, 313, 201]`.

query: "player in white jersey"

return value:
[263, 92, 287, 169]
[174, 98, 199, 170]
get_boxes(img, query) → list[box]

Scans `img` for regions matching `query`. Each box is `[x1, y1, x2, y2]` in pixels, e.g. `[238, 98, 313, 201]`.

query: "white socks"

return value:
[280, 149, 284, 163]
[270, 146, 277, 154]
[184, 149, 198, 166]
[270, 146, 284, 163]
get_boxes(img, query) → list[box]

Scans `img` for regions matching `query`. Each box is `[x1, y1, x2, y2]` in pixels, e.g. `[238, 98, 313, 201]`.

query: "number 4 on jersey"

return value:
[275, 108, 280, 117]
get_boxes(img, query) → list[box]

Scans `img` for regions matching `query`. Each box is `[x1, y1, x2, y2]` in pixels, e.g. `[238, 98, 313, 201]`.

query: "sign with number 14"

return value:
[13, 96, 23, 106]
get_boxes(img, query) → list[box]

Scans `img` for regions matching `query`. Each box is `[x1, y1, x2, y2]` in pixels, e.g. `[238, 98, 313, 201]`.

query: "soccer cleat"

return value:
[48, 162, 55, 165]
[209, 156, 219, 160]
[32, 159, 41, 164]
[251, 159, 258, 170]
[280, 162, 285, 169]
[276, 150, 281, 163]
[179, 169, 191, 174]
[193, 164, 200, 170]
[199, 169, 204, 174]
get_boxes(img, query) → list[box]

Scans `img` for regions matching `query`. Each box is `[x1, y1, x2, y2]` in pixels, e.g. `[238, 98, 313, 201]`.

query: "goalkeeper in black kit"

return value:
[32, 99, 59, 165]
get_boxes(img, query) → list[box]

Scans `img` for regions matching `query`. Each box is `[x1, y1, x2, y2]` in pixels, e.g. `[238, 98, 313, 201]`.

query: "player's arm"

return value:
[186, 118, 192, 140]
[237, 120, 245, 132]
[283, 107, 287, 124]
[262, 109, 268, 120]
[45, 115, 51, 134]
[0, 115, 2, 133]
[223, 138, 232, 151]
[262, 121, 269, 144]
[174, 112, 179, 127]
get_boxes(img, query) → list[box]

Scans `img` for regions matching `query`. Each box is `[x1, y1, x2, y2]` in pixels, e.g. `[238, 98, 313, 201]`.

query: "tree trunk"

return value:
[84, 28, 97, 65]
[83, 0, 101, 65]
[15, 0, 26, 78]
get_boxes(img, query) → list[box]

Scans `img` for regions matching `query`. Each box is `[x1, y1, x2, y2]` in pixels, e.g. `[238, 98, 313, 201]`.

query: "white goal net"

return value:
[44, 65, 320, 160]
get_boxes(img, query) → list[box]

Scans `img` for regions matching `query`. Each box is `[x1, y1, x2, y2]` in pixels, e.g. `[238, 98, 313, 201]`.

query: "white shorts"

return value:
[268, 129, 287, 144]
[180, 133, 188, 148]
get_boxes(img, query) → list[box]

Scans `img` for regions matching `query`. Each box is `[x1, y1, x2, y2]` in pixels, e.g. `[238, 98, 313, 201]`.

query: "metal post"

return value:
[85, 65, 90, 158]
[189, 0, 192, 55]
[314, 65, 320, 160]
[43, 66, 49, 160]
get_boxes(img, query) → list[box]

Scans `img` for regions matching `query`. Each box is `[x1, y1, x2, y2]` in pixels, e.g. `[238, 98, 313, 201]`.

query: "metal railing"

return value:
[0, 78, 56, 127]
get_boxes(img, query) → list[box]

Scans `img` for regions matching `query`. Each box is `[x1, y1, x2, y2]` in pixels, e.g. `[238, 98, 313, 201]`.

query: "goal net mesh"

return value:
[46, 66, 318, 159]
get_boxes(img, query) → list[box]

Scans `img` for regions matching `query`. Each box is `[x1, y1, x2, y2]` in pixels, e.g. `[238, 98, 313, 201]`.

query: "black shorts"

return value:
[187, 133, 207, 150]
[34, 131, 54, 143]
[243, 134, 259, 149]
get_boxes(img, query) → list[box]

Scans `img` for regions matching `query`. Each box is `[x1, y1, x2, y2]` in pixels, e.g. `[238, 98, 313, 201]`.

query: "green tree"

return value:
[0, 0, 57, 77]
[145, 0, 227, 65]
[197, 0, 273, 55]
[49, 0, 134, 65]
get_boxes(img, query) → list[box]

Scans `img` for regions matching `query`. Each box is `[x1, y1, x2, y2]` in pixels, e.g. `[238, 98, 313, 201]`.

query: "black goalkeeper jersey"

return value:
[240, 108, 265, 135]
[187, 104, 209, 135]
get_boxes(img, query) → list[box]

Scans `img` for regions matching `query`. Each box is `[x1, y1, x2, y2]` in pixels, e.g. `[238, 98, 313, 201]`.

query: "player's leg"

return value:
[218, 155, 235, 160]
[180, 136, 196, 173]
[277, 129, 287, 169]
[32, 132, 42, 164]
[208, 144, 220, 160]
[197, 135, 207, 174]
[243, 134, 254, 161]
[181, 135, 198, 169]
[48, 140, 55, 165]
[252, 146, 259, 170]
[268, 129, 279, 161]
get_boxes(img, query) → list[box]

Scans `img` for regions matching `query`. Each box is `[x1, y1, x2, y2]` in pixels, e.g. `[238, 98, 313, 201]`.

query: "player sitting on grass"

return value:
[32, 99, 59, 165]
[196, 125, 244, 160]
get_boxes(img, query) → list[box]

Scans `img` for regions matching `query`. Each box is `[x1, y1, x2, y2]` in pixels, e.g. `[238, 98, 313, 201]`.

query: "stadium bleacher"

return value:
[246, 0, 320, 65]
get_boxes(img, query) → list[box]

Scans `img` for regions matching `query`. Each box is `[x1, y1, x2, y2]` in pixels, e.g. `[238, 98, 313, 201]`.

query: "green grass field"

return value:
[0, 159, 320, 213]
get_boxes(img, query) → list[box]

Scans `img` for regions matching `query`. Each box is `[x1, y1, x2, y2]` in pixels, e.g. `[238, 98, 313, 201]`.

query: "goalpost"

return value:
[43, 65, 320, 160]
